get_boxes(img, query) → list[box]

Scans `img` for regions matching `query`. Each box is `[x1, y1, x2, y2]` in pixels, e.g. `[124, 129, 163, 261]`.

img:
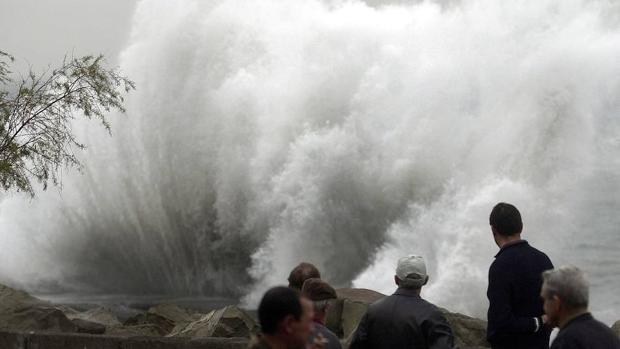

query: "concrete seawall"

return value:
[0, 331, 249, 349]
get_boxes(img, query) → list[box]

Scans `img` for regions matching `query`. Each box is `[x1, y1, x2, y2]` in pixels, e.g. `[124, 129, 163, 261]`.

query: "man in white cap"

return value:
[349, 255, 456, 349]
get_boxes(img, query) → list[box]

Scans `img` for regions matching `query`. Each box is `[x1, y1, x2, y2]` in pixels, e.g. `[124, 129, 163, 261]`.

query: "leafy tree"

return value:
[0, 51, 134, 196]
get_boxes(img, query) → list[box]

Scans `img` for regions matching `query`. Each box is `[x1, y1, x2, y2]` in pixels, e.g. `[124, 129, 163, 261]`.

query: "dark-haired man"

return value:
[486, 202, 554, 349]
[288, 262, 321, 291]
[250, 286, 324, 349]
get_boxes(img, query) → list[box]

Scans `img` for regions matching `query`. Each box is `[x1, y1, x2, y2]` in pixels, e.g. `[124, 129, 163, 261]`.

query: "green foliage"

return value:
[0, 52, 135, 196]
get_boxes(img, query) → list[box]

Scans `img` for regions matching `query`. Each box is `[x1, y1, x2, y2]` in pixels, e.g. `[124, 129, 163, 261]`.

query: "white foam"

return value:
[0, 0, 619, 320]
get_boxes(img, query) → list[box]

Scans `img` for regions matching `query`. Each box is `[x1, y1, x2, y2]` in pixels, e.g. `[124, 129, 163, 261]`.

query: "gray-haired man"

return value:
[349, 255, 456, 349]
[541, 266, 620, 349]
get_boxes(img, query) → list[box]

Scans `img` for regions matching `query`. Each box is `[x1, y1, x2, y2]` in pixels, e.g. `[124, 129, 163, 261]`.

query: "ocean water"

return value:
[1, 0, 619, 324]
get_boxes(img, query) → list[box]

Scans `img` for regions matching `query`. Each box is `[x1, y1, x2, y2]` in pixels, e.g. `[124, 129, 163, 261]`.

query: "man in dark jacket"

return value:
[349, 255, 456, 349]
[486, 202, 554, 349]
[542, 266, 620, 349]
[302, 278, 342, 349]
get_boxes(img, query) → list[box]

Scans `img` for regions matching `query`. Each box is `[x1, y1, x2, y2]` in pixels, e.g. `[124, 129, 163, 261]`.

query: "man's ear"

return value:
[423, 275, 429, 286]
[552, 294, 563, 310]
[281, 314, 295, 334]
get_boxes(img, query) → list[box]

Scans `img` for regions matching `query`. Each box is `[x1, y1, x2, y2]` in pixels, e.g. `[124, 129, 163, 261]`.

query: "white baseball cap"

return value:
[396, 255, 429, 288]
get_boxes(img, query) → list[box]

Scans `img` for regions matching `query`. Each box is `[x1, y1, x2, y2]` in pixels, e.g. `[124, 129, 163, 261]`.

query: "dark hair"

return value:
[287, 262, 321, 290]
[489, 202, 523, 236]
[258, 286, 302, 335]
[301, 278, 337, 301]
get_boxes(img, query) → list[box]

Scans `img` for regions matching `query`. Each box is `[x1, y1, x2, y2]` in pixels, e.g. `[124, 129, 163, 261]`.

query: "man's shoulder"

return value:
[554, 316, 620, 347]
[494, 241, 552, 265]
[368, 292, 435, 312]
[525, 243, 552, 259]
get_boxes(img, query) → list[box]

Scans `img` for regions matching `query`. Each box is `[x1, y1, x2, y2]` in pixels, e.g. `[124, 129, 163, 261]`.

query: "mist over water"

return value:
[1, 0, 620, 322]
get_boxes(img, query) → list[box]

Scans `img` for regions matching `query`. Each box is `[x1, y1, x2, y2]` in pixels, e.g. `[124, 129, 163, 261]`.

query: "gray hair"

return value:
[542, 266, 589, 309]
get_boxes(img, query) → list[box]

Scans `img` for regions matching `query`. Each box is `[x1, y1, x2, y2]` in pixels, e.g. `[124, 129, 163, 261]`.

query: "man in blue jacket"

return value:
[486, 202, 554, 349]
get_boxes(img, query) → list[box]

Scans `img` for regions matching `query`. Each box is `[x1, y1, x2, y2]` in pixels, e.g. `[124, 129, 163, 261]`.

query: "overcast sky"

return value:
[1, 0, 139, 71]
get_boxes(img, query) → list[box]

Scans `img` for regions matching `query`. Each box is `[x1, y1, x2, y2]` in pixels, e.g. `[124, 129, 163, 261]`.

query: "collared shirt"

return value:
[494, 239, 528, 258]
[551, 313, 620, 349]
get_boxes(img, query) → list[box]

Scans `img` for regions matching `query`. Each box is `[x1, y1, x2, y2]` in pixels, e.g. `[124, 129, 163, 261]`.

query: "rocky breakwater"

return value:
[1, 283, 618, 348]
[0, 283, 257, 339]
[0, 283, 77, 333]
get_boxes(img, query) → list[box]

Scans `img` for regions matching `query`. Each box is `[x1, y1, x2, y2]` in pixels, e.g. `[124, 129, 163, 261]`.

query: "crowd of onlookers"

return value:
[249, 203, 620, 349]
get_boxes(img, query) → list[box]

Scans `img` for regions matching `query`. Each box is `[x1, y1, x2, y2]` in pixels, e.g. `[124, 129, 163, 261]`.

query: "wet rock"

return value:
[106, 323, 164, 337]
[325, 288, 386, 339]
[148, 303, 193, 326]
[0, 283, 76, 333]
[341, 299, 371, 340]
[168, 305, 258, 338]
[0, 283, 42, 309]
[124, 303, 193, 336]
[612, 320, 620, 336]
[71, 318, 106, 334]
[336, 288, 385, 304]
[442, 309, 489, 348]
[66, 306, 121, 328]
[325, 288, 386, 338]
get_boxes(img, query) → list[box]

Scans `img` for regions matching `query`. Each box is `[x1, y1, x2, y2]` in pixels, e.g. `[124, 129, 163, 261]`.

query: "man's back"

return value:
[487, 240, 554, 349]
[349, 287, 455, 349]
[551, 313, 620, 349]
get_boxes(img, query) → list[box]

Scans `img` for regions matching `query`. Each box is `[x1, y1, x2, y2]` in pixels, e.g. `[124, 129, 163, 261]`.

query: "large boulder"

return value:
[0, 283, 76, 333]
[612, 320, 620, 337]
[336, 288, 385, 304]
[325, 288, 385, 338]
[123, 303, 194, 336]
[106, 323, 164, 336]
[441, 310, 489, 348]
[66, 306, 122, 328]
[71, 318, 106, 334]
[168, 305, 258, 338]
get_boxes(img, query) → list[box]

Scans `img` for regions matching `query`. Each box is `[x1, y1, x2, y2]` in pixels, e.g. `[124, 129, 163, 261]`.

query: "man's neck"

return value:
[261, 334, 288, 349]
[559, 308, 589, 329]
[497, 235, 522, 249]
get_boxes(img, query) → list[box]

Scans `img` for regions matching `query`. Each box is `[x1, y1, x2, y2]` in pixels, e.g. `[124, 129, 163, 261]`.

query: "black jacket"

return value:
[349, 287, 455, 349]
[550, 313, 620, 349]
[486, 240, 554, 349]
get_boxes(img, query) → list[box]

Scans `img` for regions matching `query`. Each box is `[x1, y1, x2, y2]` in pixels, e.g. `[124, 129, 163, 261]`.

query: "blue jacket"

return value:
[486, 240, 554, 349]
